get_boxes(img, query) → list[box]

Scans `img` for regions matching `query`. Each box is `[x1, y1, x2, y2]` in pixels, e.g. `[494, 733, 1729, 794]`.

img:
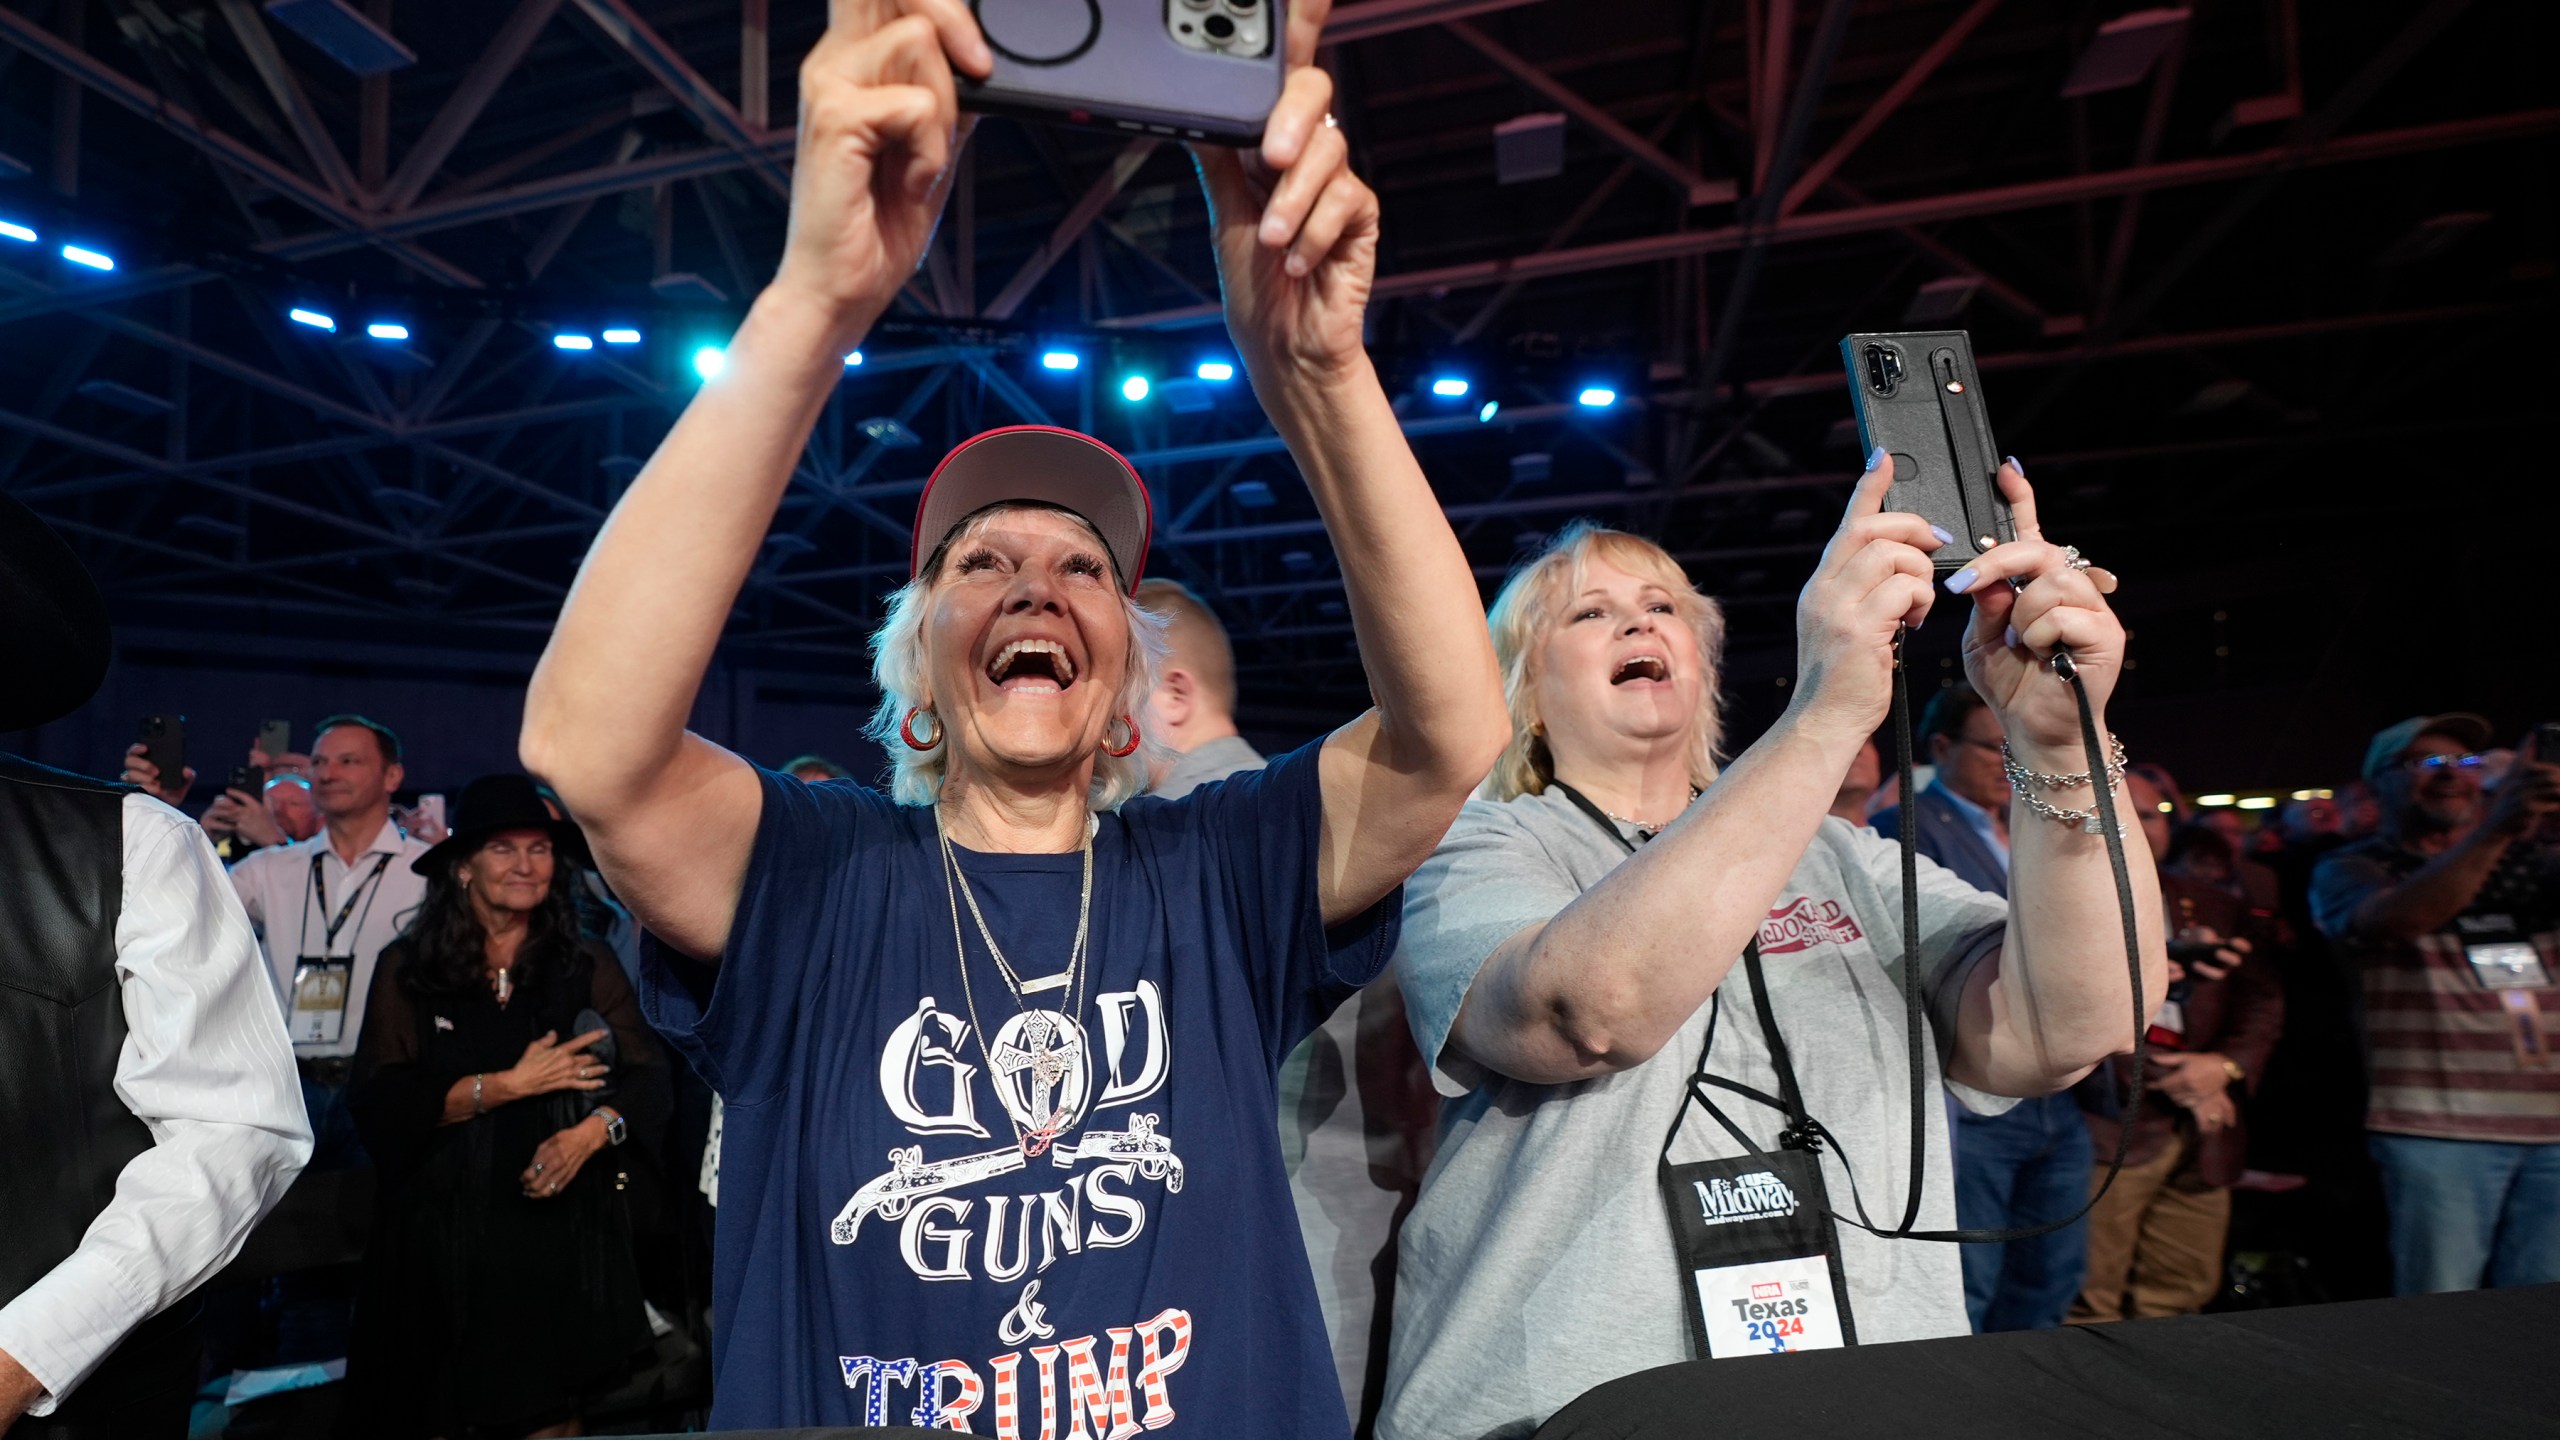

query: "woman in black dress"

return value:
[345, 774, 668, 1439]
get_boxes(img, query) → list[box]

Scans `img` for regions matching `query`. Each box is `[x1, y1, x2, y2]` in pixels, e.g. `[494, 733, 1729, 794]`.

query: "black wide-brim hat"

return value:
[412, 772, 593, 877]
[0, 490, 112, 732]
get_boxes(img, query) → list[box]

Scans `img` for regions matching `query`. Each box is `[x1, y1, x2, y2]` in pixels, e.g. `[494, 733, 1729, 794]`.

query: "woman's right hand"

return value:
[1787, 448, 1949, 745]
[500, 1029, 611, 1101]
[769, 0, 991, 346]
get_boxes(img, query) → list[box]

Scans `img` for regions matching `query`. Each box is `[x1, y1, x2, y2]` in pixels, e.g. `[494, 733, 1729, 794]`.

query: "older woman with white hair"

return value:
[1379, 460, 2170, 1438]
[520, 1, 1505, 1434]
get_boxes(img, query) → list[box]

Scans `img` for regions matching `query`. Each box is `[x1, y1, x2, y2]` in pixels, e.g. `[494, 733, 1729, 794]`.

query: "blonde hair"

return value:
[1483, 520, 1727, 802]
[863, 504, 1170, 809]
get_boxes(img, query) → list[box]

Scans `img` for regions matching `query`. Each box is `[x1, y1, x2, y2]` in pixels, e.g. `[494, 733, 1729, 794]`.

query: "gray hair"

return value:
[862, 504, 1170, 809]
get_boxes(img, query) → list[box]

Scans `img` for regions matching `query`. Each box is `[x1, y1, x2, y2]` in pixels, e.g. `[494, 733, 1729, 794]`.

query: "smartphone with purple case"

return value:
[962, 0, 1285, 145]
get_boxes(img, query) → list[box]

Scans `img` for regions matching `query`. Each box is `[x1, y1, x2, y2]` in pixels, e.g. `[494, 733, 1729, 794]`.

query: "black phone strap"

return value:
[1553, 627, 2149, 1245]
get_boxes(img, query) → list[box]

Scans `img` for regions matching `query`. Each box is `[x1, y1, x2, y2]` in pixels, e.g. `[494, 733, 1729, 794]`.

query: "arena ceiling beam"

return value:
[1096, 106, 2560, 329]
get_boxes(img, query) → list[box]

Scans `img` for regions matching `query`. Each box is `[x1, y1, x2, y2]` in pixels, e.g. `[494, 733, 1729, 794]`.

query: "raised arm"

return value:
[519, 1, 991, 958]
[1195, 26, 1509, 928]
[1449, 454, 1938, 1083]
[1939, 463, 2168, 1097]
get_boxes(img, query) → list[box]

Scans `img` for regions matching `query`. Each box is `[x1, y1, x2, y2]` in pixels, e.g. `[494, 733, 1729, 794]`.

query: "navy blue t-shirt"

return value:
[642, 741, 1393, 1435]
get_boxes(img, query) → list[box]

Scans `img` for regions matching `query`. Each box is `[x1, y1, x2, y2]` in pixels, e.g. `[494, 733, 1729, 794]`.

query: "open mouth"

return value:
[1611, 653, 1670, 685]
[987, 638, 1078, 695]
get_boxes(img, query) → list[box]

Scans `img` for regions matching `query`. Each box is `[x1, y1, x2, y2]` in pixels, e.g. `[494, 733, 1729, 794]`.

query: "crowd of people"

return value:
[3, 3, 2555, 1438]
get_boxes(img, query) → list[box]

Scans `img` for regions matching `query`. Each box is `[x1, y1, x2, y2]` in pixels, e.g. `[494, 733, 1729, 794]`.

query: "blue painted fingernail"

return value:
[1928, 524, 1954, 546]
[1945, 567, 1978, 594]
[2004, 624, 2020, 650]
[1865, 445, 1888, 474]
[2005, 454, 2026, 477]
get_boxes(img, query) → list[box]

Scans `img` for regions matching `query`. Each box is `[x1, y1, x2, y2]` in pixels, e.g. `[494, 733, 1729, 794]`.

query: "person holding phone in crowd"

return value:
[342, 774, 668, 1440]
[518, 2, 1506, 1434]
[2313, 715, 2560, 1294]
[1380, 456, 2169, 1438]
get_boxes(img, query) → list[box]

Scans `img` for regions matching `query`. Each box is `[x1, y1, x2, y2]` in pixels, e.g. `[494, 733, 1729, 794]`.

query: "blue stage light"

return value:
[553, 333, 595, 351]
[602, 328, 643, 345]
[1121, 375, 1151, 402]
[1040, 351, 1081, 371]
[0, 221, 35, 243]
[289, 308, 337, 332]
[1577, 387, 1618, 408]
[693, 346, 727, 380]
[366, 322, 410, 341]
[844, 350, 863, 366]
[1431, 377, 1469, 398]
[1479, 400, 1501, 423]
[1196, 361, 1235, 382]
[60, 244, 114, 271]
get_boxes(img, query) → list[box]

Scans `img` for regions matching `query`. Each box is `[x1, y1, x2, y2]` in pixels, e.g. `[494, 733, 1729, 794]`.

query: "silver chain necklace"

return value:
[1596, 786, 1702, 834]
[934, 805, 1097, 1157]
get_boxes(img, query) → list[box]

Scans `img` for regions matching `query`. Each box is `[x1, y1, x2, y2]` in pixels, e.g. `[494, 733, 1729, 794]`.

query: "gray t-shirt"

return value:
[1380, 789, 2012, 1440]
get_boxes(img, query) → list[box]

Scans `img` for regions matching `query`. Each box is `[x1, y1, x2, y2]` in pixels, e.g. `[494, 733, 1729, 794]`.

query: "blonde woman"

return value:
[1382, 458, 2168, 1438]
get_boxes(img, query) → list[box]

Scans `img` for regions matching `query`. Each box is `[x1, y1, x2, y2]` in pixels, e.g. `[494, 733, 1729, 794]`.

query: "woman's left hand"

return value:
[1194, 0, 1378, 390]
[520, 1116, 607, 1200]
[1946, 460, 2128, 762]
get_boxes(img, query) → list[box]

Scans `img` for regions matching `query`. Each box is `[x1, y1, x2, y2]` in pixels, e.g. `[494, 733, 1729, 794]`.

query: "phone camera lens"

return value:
[1203, 13, 1236, 38]
[1228, 0, 1259, 8]
[1863, 345, 1903, 394]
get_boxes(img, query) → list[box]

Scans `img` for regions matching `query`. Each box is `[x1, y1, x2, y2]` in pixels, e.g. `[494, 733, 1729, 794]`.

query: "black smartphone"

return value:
[227, 764, 263, 797]
[137, 713, 187, 782]
[258, 718, 292, 760]
[1838, 329, 2016, 573]
[2534, 722, 2560, 762]
[961, 0, 1286, 145]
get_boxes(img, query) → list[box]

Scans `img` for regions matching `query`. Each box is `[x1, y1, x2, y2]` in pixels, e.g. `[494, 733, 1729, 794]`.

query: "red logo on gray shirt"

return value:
[1758, 897, 1865, 955]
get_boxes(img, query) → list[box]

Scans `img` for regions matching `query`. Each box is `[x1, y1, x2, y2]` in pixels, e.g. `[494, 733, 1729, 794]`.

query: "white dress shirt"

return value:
[227, 814, 431, 1059]
[0, 795, 312, 1415]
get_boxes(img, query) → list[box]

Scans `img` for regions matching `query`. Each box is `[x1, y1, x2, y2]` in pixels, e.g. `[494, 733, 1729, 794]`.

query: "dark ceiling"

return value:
[2, 0, 2554, 786]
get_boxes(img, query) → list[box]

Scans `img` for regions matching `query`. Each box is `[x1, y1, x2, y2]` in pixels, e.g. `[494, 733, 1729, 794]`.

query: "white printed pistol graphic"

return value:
[831, 1144, 1028, 1244]
[1046, 1113, 1185, 1192]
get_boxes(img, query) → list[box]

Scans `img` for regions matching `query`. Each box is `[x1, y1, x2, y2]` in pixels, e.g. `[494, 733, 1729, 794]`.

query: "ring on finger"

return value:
[2060, 545, 2092, 573]
[1322, 112, 1338, 129]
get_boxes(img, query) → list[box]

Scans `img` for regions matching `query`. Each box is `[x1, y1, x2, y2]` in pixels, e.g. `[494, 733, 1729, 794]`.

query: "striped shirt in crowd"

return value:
[2312, 835, 2560, 1142]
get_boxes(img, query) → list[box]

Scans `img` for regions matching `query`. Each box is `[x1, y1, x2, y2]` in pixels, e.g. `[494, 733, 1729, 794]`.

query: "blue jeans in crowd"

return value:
[2368, 1133, 2560, 1294]
[1955, 1092, 2092, 1332]
[299, 1073, 370, 1171]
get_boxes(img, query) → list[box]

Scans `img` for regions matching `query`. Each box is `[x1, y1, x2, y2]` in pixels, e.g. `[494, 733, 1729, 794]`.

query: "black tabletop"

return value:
[1533, 1285, 2560, 1440]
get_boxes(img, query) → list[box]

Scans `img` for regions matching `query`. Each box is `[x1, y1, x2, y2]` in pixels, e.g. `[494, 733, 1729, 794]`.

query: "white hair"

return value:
[862, 504, 1171, 809]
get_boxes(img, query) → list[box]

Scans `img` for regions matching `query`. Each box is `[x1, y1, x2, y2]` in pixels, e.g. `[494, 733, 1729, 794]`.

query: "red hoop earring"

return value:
[899, 707, 942, 751]
[1103, 715, 1142, 758]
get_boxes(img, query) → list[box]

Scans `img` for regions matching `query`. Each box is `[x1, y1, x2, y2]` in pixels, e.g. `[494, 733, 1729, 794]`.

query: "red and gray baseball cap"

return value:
[911, 426, 1153, 594]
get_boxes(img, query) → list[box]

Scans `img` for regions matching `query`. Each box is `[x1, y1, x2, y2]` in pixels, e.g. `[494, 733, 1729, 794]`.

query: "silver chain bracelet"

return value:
[2000, 734, 2129, 791]
[2000, 735, 2131, 834]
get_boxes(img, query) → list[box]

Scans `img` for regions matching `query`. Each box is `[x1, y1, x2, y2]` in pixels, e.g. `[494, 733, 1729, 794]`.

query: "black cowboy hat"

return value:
[412, 773, 593, 877]
[0, 490, 112, 732]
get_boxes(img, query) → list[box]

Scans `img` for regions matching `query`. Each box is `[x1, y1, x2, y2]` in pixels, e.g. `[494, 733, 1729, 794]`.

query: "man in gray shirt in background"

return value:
[1139, 579, 1435, 1435]
[1136, 579, 1269, 798]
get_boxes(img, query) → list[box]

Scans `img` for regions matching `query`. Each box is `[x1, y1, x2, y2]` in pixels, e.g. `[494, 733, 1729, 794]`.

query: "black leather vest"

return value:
[0, 754, 153, 1307]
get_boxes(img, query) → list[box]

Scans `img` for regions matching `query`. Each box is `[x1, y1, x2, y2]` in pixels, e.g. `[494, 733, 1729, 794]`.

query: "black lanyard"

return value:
[302, 850, 393, 959]
[1551, 761, 2135, 1245]
[1551, 782, 1828, 1163]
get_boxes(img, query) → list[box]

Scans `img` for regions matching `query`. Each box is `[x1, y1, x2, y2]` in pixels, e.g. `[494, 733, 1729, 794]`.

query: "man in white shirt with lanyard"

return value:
[224, 714, 429, 1167]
